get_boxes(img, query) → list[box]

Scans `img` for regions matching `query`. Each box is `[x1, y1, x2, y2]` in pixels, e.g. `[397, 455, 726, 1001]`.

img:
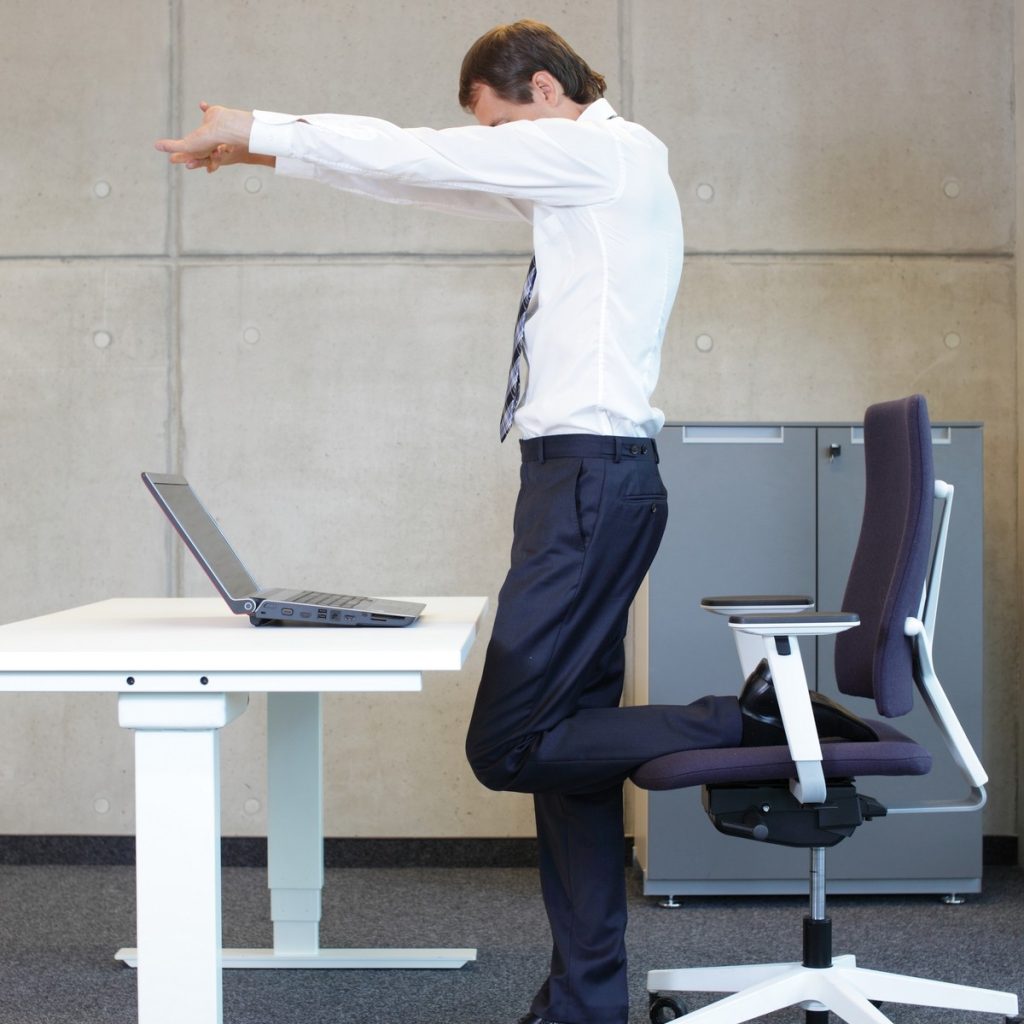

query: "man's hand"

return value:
[155, 102, 269, 173]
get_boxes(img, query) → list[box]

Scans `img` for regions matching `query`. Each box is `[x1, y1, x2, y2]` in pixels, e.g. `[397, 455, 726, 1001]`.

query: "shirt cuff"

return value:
[249, 109, 301, 159]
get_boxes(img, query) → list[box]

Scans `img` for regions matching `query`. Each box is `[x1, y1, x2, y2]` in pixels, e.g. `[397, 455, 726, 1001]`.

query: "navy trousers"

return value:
[465, 435, 741, 1024]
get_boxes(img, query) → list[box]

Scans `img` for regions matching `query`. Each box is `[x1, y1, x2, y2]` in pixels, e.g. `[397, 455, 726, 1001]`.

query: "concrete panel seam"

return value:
[0, 253, 534, 265]
[682, 251, 1015, 263]
[169, 0, 184, 598]
[618, 0, 634, 122]
[0, 251, 1013, 265]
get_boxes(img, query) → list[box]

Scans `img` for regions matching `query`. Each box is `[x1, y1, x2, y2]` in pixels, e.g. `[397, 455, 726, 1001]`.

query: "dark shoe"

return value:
[517, 1016, 570, 1024]
[739, 659, 878, 746]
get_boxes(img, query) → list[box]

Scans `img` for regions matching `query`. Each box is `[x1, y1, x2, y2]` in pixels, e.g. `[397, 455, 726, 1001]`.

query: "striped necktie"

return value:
[499, 256, 537, 441]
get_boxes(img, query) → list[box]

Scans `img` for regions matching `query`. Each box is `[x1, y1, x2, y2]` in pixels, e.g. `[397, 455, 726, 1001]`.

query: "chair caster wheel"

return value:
[649, 993, 687, 1023]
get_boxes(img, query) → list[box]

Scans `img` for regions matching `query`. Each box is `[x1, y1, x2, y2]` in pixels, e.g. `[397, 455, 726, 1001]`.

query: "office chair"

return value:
[631, 395, 1020, 1024]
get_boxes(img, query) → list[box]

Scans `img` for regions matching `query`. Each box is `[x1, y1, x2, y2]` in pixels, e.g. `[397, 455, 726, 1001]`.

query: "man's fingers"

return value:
[156, 150, 213, 171]
[156, 105, 243, 167]
[155, 137, 214, 157]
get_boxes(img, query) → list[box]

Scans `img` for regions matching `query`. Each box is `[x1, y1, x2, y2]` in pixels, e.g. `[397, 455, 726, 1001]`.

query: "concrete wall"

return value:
[1016, 1, 1024, 866]
[0, 0, 1018, 846]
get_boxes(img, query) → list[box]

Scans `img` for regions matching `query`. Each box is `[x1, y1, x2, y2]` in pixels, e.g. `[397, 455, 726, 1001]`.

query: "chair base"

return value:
[648, 954, 1020, 1024]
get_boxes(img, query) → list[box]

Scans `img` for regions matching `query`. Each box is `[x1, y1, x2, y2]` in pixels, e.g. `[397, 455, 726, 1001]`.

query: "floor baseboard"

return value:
[0, 834, 1016, 868]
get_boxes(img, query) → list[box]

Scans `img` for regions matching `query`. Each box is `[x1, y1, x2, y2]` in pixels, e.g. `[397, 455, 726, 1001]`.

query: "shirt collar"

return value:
[578, 97, 619, 122]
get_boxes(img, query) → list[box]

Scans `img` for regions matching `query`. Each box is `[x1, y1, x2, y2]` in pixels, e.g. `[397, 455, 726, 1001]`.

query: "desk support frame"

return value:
[267, 691, 325, 955]
[116, 691, 249, 1024]
[117, 686, 476, 980]
[230, 690, 475, 970]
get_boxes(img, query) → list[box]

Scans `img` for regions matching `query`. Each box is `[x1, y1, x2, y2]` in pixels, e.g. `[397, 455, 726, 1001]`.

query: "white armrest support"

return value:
[725, 617, 862, 806]
[704, 613, 860, 805]
[766, 637, 826, 804]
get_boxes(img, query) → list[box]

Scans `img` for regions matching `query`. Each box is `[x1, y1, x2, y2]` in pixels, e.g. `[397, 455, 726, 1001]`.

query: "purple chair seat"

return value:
[631, 719, 931, 792]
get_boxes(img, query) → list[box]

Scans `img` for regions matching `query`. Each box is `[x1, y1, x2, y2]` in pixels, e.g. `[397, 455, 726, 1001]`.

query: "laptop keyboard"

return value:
[289, 590, 369, 608]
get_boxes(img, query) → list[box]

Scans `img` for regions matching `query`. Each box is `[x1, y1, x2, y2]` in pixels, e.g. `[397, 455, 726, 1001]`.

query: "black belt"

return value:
[520, 434, 659, 464]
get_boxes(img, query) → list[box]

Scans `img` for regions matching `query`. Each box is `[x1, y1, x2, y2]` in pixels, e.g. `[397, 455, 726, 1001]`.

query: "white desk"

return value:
[0, 596, 488, 1024]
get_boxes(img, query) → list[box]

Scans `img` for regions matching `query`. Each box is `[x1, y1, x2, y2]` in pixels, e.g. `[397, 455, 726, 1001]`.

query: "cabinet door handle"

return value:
[827, 443, 842, 462]
[851, 426, 952, 445]
[681, 425, 784, 444]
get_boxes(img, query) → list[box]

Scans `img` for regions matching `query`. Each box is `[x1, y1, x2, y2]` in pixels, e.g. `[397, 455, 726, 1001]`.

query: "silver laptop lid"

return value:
[142, 472, 260, 613]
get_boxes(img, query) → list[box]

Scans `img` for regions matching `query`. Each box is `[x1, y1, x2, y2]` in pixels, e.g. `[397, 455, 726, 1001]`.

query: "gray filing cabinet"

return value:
[633, 421, 983, 896]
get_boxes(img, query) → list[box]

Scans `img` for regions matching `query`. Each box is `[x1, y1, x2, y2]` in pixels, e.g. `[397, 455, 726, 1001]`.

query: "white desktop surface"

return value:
[0, 596, 485, 689]
[0, 596, 489, 1024]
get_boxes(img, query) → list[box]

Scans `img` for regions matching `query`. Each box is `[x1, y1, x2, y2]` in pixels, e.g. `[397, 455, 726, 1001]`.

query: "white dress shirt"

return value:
[250, 98, 683, 439]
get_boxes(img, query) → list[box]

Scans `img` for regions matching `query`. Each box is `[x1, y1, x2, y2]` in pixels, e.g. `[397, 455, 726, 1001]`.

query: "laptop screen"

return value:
[143, 473, 260, 605]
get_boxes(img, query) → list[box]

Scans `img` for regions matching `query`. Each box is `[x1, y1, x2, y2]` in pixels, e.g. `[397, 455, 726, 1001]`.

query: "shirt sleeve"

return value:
[270, 152, 532, 223]
[250, 110, 623, 218]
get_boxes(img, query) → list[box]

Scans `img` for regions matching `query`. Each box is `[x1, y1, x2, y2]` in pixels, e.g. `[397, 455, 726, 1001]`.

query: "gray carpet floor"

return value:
[0, 862, 1019, 1024]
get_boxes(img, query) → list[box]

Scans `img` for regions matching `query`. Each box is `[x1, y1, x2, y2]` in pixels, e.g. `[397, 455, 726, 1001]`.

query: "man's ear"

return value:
[531, 70, 562, 106]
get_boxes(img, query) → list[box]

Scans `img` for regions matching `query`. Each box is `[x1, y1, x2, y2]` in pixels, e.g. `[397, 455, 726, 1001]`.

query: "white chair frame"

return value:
[646, 481, 1020, 1024]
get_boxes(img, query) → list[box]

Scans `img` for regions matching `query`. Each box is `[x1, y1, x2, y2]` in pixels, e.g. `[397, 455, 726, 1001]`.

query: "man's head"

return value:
[459, 20, 606, 124]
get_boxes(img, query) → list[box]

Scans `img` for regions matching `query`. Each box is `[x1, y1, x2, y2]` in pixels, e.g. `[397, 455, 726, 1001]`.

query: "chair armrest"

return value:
[729, 612, 860, 637]
[711, 610, 856, 805]
[702, 595, 814, 616]
[703, 599, 815, 678]
[726, 615, 854, 805]
[731, 614, 859, 804]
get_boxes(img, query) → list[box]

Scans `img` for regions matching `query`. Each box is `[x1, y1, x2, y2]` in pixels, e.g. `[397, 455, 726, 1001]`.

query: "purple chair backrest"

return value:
[835, 395, 935, 718]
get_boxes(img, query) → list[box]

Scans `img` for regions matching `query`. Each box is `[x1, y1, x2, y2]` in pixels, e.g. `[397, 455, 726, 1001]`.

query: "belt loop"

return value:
[537, 437, 545, 464]
[651, 437, 660, 464]
[613, 439, 621, 464]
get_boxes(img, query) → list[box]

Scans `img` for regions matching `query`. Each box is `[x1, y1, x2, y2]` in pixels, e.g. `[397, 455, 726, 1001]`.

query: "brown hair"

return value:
[459, 20, 607, 110]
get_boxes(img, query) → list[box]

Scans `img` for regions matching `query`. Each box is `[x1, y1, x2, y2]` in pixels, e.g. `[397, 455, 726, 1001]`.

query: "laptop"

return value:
[142, 472, 424, 627]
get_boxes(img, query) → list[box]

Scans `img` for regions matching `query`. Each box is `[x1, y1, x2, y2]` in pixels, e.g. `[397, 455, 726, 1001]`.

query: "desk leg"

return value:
[114, 692, 249, 1024]
[267, 691, 324, 954]
[217, 689, 475, 970]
